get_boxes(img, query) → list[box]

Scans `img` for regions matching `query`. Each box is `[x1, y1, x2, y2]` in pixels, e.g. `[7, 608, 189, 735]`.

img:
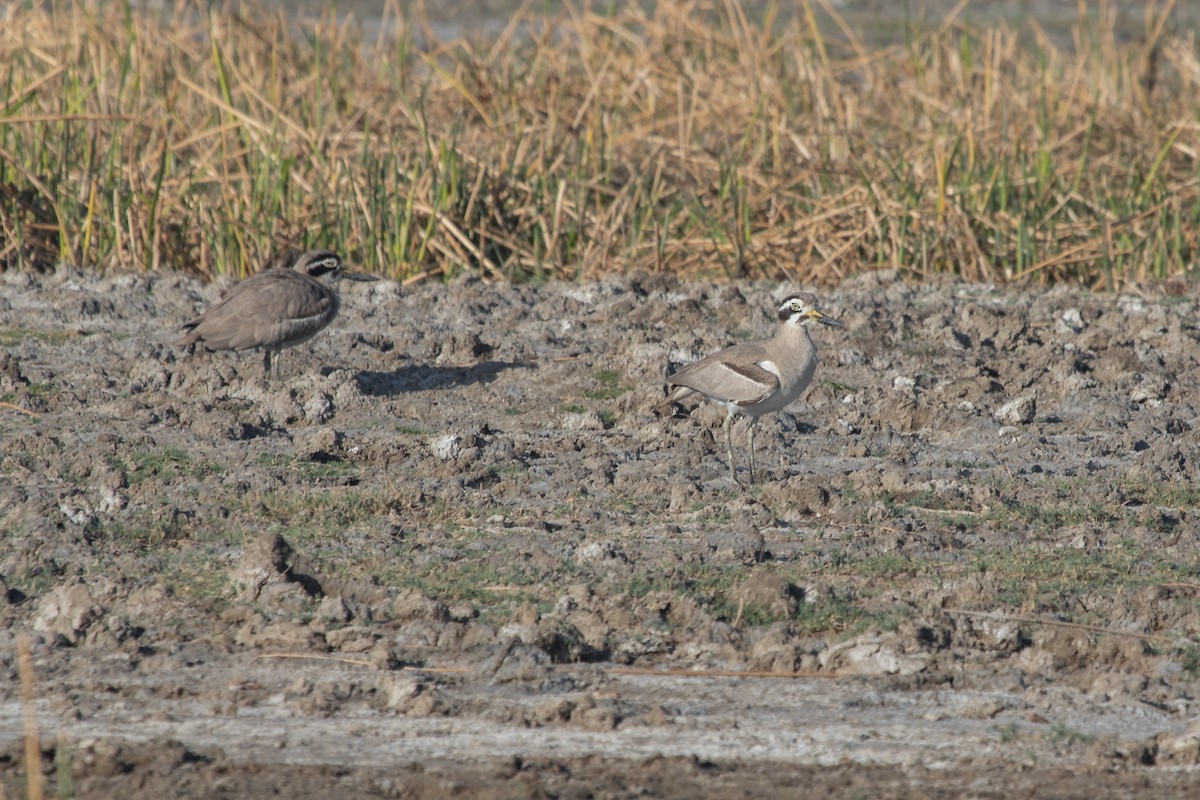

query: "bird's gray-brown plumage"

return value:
[659, 292, 842, 483]
[176, 250, 376, 376]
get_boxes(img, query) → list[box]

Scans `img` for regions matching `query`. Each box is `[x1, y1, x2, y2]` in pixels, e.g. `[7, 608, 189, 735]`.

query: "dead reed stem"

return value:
[18, 634, 44, 800]
[0, 0, 1196, 285]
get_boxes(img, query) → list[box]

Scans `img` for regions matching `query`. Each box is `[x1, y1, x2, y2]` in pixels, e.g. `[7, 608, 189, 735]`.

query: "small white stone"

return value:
[430, 434, 461, 460]
[576, 541, 624, 563]
[1058, 308, 1085, 334]
[97, 486, 128, 514]
[60, 495, 96, 526]
[1117, 295, 1146, 315]
[562, 411, 605, 431]
[1131, 378, 1167, 403]
[994, 394, 1036, 425]
[303, 393, 334, 423]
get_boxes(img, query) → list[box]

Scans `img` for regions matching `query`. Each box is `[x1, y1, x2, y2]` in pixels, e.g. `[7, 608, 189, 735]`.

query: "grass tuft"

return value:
[0, 1, 1196, 286]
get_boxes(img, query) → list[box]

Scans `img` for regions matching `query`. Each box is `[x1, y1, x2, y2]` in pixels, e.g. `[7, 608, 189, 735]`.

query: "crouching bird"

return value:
[176, 250, 377, 377]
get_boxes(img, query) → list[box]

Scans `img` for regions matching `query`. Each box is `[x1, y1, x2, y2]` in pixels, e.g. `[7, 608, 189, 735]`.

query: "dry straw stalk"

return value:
[0, 0, 1196, 286]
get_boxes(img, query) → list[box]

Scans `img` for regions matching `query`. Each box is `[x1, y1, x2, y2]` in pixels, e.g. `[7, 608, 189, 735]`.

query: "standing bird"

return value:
[659, 292, 842, 483]
[176, 250, 377, 377]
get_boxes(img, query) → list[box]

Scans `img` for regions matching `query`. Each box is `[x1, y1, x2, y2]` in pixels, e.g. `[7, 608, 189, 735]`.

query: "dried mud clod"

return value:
[31, 581, 101, 645]
[0, 351, 27, 390]
[231, 532, 323, 606]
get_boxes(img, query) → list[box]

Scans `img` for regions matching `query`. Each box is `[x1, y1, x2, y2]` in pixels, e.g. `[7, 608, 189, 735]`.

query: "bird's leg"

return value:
[262, 350, 273, 379]
[723, 412, 738, 484]
[748, 418, 757, 483]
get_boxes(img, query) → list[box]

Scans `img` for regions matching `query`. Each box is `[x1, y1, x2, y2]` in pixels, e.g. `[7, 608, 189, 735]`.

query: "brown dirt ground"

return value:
[2, 267, 1200, 797]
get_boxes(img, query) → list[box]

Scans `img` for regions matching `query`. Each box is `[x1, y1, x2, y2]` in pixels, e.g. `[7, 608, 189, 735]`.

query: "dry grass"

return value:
[18, 633, 44, 800]
[0, 0, 1197, 286]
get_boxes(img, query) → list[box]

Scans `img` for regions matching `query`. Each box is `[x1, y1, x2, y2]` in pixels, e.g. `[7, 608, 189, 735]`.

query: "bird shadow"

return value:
[778, 417, 818, 435]
[353, 360, 535, 396]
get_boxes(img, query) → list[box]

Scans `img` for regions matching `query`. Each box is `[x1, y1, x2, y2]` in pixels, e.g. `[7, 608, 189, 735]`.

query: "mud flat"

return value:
[2, 268, 1199, 797]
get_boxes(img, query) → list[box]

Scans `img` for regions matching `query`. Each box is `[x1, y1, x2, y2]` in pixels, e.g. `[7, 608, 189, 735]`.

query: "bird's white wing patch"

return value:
[758, 360, 780, 378]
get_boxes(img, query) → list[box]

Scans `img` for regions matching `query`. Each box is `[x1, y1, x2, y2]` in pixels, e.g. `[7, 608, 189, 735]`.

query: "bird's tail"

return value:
[655, 365, 693, 415]
[174, 326, 202, 348]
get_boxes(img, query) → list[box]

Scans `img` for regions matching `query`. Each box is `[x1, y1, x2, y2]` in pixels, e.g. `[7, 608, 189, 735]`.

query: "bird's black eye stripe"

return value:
[310, 257, 341, 275]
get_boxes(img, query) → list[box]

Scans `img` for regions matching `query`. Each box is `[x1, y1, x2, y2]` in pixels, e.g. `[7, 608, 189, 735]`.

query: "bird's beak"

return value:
[342, 271, 380, 282]
[807, 309, 843, 327]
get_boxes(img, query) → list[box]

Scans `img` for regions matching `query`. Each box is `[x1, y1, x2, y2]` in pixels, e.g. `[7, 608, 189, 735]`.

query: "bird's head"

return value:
[293, 250, 343, 280]
[293, 250, 378, 283]
[777, 292, 842, 328]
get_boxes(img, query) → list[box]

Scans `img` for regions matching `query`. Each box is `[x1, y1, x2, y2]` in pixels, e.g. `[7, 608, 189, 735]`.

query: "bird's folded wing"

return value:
[672, 359, 778, 406]
[724, 361, 780, 405]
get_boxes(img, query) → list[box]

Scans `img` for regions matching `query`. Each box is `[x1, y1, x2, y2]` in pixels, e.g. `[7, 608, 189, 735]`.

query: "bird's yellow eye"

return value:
[790, 302, 803, 313]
